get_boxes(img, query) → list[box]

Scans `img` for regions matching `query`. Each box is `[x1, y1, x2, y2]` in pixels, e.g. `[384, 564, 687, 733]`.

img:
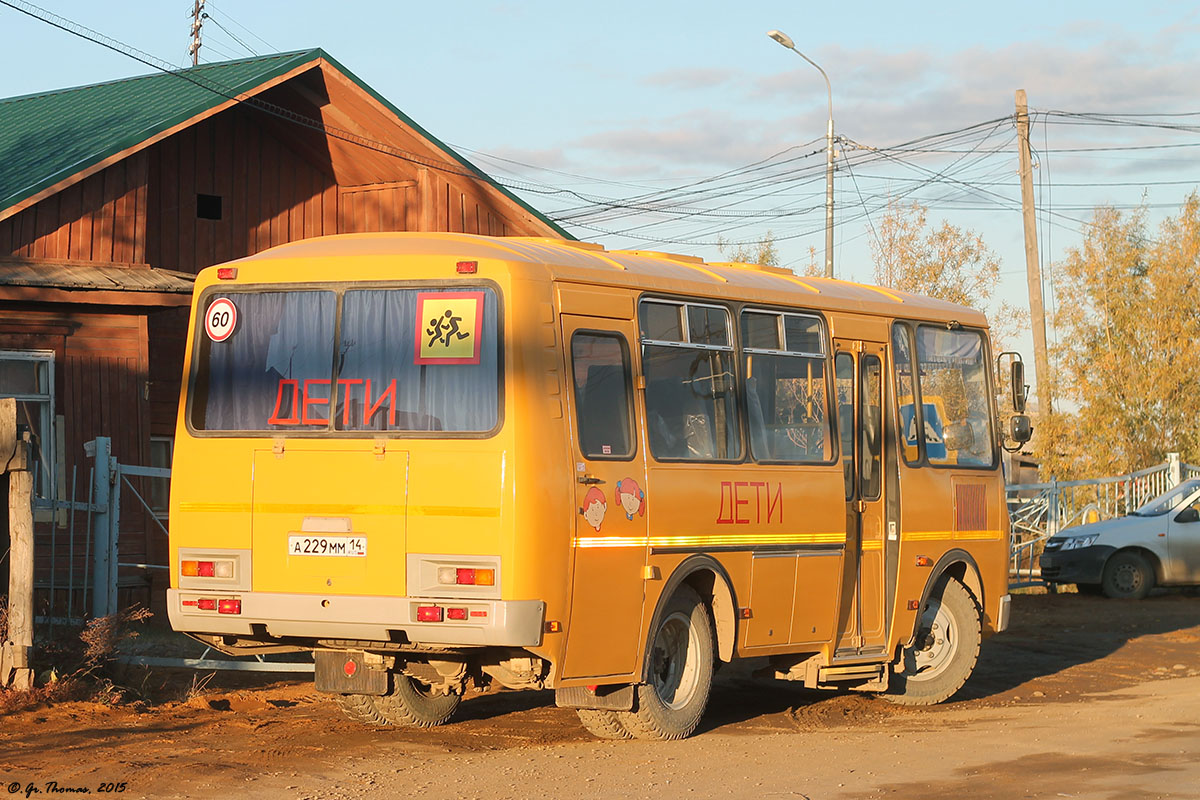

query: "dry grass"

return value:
[0, 604, 154, 714]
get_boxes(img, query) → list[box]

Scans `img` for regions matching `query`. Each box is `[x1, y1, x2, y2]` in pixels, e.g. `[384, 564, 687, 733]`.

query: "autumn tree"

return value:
[716, 230, 779, 267]
[1035, 195, 1200, 479]
[868, 199, 1025, 348]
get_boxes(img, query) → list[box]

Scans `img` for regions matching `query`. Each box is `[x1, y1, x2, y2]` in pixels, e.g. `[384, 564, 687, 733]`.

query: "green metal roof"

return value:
[0, 49, 572, 239]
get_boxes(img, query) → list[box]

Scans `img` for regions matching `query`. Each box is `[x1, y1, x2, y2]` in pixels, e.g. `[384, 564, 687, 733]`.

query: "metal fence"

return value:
[1007, 452, 1199, 587]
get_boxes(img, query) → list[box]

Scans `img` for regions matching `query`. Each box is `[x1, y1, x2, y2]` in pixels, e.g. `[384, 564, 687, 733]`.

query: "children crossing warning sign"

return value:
[415, 291, 485, 364]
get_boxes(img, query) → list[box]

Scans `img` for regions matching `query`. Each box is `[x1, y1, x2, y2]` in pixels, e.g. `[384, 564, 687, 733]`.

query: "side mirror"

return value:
[1176, 507, 1200, 524]
[1008, 414, 1032, 445]
[1010, 359, 1027, 414]
[997, 351, 1028, 413]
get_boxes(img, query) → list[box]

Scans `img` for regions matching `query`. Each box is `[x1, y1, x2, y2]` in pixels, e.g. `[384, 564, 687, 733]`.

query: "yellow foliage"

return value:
[1036, 195, 1200, 478]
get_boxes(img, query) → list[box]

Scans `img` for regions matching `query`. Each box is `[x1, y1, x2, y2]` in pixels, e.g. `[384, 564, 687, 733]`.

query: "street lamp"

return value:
[767, 29, 835, 278]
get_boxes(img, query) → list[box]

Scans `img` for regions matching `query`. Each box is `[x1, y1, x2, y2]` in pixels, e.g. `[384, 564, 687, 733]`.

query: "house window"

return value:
[197, 193, 223, 220]
[0, 350, 55, 501]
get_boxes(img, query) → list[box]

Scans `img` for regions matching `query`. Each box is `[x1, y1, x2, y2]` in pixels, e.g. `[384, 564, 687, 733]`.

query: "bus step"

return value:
[816, 663, 887, 691]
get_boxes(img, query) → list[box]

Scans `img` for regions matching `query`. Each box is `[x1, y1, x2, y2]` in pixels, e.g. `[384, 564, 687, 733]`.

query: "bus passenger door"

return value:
[559, 316, 649, 679]
[833, 341, 889, 656]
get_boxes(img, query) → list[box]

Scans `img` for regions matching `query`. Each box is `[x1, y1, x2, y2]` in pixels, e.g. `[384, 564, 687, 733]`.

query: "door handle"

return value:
[577, 475, 605, 485]
[854, 499, 867, 513]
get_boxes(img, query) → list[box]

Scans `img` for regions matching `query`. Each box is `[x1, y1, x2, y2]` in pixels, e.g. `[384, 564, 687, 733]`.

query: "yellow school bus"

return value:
[168, 232, 1027, 740]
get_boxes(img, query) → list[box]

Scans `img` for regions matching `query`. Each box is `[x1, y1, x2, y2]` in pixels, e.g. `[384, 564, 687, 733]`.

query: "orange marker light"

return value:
[474, 569, 495, 586]
[915, 556, 933, 567]
[181, 560, 200, 577]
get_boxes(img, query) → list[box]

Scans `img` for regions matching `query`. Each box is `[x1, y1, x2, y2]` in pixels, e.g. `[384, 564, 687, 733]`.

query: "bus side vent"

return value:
[955, 484, 987, 532]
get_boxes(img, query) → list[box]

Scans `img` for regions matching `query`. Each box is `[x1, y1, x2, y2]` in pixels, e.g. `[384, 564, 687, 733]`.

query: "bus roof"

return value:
[218, 232, 990, 328]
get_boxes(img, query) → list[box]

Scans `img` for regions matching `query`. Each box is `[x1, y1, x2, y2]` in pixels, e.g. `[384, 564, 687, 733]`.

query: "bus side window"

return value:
[640, 300, 740, 461]
[740, 310, 830, 462]
[570, 333, 634, 459]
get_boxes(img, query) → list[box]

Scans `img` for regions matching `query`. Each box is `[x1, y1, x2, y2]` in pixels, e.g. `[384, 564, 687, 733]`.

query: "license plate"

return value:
[287, 535, 367, 557]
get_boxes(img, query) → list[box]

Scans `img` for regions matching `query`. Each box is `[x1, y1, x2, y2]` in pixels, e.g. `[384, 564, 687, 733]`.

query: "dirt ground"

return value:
[2, 591, 1200, 799]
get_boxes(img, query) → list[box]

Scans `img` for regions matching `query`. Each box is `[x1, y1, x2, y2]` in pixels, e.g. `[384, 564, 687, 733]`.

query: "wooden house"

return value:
[0, 49, 569, 615]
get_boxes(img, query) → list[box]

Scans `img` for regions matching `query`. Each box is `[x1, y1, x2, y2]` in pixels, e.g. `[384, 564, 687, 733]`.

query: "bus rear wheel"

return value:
[576, 709, 632, 739]
[617, 585, 714, 740]
[884, 577, 981, 706]
[335, 692, 386, 725]
[370, 675, 462, 727]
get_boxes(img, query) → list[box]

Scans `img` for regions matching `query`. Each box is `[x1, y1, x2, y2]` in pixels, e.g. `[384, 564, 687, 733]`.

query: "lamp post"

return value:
[767, 29, 835, 278]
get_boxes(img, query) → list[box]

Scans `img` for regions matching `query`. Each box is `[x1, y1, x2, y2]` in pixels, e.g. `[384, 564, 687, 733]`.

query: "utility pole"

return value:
[188, 0, 206, 67]
[1015, 89, 1053, 417]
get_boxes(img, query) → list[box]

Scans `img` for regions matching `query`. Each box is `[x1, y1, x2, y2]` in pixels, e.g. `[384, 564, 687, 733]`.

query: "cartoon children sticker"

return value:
[581, 486, 607, 532]
[615, 478, 646, 520]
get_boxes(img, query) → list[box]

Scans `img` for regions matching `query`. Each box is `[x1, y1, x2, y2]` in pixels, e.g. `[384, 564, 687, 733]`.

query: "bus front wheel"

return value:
[884, 577, 981, 706]
[617, 585, 714, 740]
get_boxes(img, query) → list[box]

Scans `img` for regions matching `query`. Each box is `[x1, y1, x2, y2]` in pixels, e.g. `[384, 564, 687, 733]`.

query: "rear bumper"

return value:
[167, 589, 545, 647]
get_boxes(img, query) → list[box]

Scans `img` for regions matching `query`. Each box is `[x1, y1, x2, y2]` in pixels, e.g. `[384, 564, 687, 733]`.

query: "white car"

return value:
[1039, 478, 1200, 599]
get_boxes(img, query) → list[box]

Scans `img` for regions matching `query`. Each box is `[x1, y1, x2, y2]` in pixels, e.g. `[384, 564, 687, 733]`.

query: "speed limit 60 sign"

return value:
[205, 298, 238, 342]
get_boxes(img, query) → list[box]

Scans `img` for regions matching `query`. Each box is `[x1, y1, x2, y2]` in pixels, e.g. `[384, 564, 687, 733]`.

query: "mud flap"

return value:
[555, 684, 635, 711]
[314, 650, 389, 695]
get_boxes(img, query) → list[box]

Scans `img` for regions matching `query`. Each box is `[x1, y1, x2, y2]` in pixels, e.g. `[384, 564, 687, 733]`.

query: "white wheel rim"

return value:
[650, 610, 700, 710]
[908, 597, 959, 680]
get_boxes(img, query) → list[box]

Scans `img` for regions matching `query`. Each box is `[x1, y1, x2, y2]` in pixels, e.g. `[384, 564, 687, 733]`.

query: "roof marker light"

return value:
[456, 261, 478, 274]
[217, 267, 238, 280]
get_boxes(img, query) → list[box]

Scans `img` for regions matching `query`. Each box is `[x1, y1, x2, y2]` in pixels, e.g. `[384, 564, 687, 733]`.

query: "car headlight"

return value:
[1062, 534, 1099, 550]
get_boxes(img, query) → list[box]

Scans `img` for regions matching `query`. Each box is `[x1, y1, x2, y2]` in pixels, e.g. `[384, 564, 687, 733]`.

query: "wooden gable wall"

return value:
[2, 102, 538, 273]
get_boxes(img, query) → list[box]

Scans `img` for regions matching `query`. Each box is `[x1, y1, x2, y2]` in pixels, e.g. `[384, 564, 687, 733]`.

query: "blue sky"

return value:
[4, 1, 1199, 360]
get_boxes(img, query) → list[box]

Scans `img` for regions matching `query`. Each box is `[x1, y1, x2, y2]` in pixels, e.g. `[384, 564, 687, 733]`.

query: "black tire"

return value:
[370, 675, 462, 728]
[1102, 551, 1154, 600]
[884, 578, 981, 706]
[335, 693, 386, 726]
[617, 585, 714, 740]
[576, 709, 632, 740]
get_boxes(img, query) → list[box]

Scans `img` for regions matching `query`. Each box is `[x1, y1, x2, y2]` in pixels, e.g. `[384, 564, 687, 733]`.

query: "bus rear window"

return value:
[189, 286, 499, 434]
[336, 288, 498, 432]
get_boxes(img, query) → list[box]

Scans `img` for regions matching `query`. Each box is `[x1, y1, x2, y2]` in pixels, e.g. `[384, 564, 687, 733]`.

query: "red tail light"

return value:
[417, 606, 443, 622]
[446, 607, 468, 621]
[217, 598, 241, 615]
[196, 598, 216, 611]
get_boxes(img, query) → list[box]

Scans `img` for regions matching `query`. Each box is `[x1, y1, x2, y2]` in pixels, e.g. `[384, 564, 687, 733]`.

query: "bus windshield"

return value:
[189, 286, 499, 434]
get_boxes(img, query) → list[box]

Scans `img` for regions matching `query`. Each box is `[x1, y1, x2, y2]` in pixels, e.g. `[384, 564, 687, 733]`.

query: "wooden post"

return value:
[90, 437, 114, 619]
[2, 397, 34, 690]
[1015, 89, 1054, 417]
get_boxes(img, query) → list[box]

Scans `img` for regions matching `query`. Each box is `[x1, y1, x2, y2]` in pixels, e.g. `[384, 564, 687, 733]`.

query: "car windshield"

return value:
[1131, 479, 1200, 516]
